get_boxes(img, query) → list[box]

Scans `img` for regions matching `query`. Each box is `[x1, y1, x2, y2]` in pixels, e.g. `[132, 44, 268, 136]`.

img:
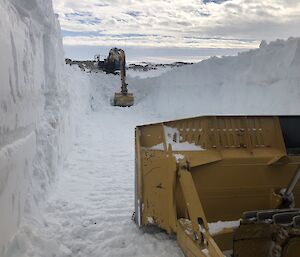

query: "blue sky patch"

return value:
[78, 17, 102, 25]
[65, 11, 92, 18]
[65, 12, 102, 24]
[62, 30, 102, 37]
[126, 11, 142, 17]
[197, 11, 210, 17]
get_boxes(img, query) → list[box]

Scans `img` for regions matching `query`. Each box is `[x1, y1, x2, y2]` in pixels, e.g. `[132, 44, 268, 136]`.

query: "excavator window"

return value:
[279, 116, 300, 155]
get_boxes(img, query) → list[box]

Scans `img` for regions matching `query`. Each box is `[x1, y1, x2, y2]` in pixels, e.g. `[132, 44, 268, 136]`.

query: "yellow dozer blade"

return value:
[114, 92, 134, 107]
[134, 116, 300, 257]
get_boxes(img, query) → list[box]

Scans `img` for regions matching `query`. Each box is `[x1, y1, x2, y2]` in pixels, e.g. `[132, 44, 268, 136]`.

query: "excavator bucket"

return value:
[134, 116, 300, 257]
[114, 92, 134, 107]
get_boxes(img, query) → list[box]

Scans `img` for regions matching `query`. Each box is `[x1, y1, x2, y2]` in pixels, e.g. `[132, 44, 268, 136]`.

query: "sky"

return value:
[52, 0, 300, 63]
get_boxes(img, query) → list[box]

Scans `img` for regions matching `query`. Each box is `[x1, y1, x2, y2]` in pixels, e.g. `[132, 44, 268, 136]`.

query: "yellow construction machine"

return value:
[104, 48, 134, 107]
[134, 116, 300, 257]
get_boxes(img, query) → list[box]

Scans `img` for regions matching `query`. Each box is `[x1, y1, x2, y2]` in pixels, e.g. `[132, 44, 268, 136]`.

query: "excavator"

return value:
[134, 115, 300, 257]
[98, 48, 134, 107]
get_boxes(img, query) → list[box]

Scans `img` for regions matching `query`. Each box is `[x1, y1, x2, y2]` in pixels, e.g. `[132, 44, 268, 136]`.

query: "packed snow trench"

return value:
[1, 1, 300, 257]
[5, 106, 184, 257]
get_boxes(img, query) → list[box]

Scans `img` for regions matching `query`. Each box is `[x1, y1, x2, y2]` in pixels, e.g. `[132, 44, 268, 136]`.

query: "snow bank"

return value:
[127, 67, 172, 79]
[0, 0, 90, 254]
[129, 38, 300, 120]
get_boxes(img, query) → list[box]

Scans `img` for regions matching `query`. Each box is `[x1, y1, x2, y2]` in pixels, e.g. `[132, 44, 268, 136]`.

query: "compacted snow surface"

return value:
[6, 104, 184, 257]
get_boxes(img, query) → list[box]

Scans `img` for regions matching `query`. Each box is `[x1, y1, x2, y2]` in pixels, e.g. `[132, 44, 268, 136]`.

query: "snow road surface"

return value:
[7, 107, 183, 257]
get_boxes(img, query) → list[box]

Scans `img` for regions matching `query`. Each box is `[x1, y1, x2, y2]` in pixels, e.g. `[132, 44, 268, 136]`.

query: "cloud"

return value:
[203, 0, 229, 4]
[52, 0, 300, 53]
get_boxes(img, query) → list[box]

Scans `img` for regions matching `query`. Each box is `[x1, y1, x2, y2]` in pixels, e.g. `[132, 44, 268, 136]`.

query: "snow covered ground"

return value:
[5, 106, 184, 257]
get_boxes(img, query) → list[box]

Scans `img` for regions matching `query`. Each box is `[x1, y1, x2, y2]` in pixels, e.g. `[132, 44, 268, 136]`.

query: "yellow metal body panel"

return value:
[135, 116, 300, 256]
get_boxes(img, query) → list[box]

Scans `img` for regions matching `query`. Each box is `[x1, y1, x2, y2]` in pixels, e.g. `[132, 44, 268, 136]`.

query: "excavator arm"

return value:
[118, 49, 128, 95]
[107, 48, 134, 107]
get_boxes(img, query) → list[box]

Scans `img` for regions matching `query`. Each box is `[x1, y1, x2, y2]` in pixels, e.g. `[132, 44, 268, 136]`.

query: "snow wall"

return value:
[0, 1, 90, 254]
[128, 38, 300, 120]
